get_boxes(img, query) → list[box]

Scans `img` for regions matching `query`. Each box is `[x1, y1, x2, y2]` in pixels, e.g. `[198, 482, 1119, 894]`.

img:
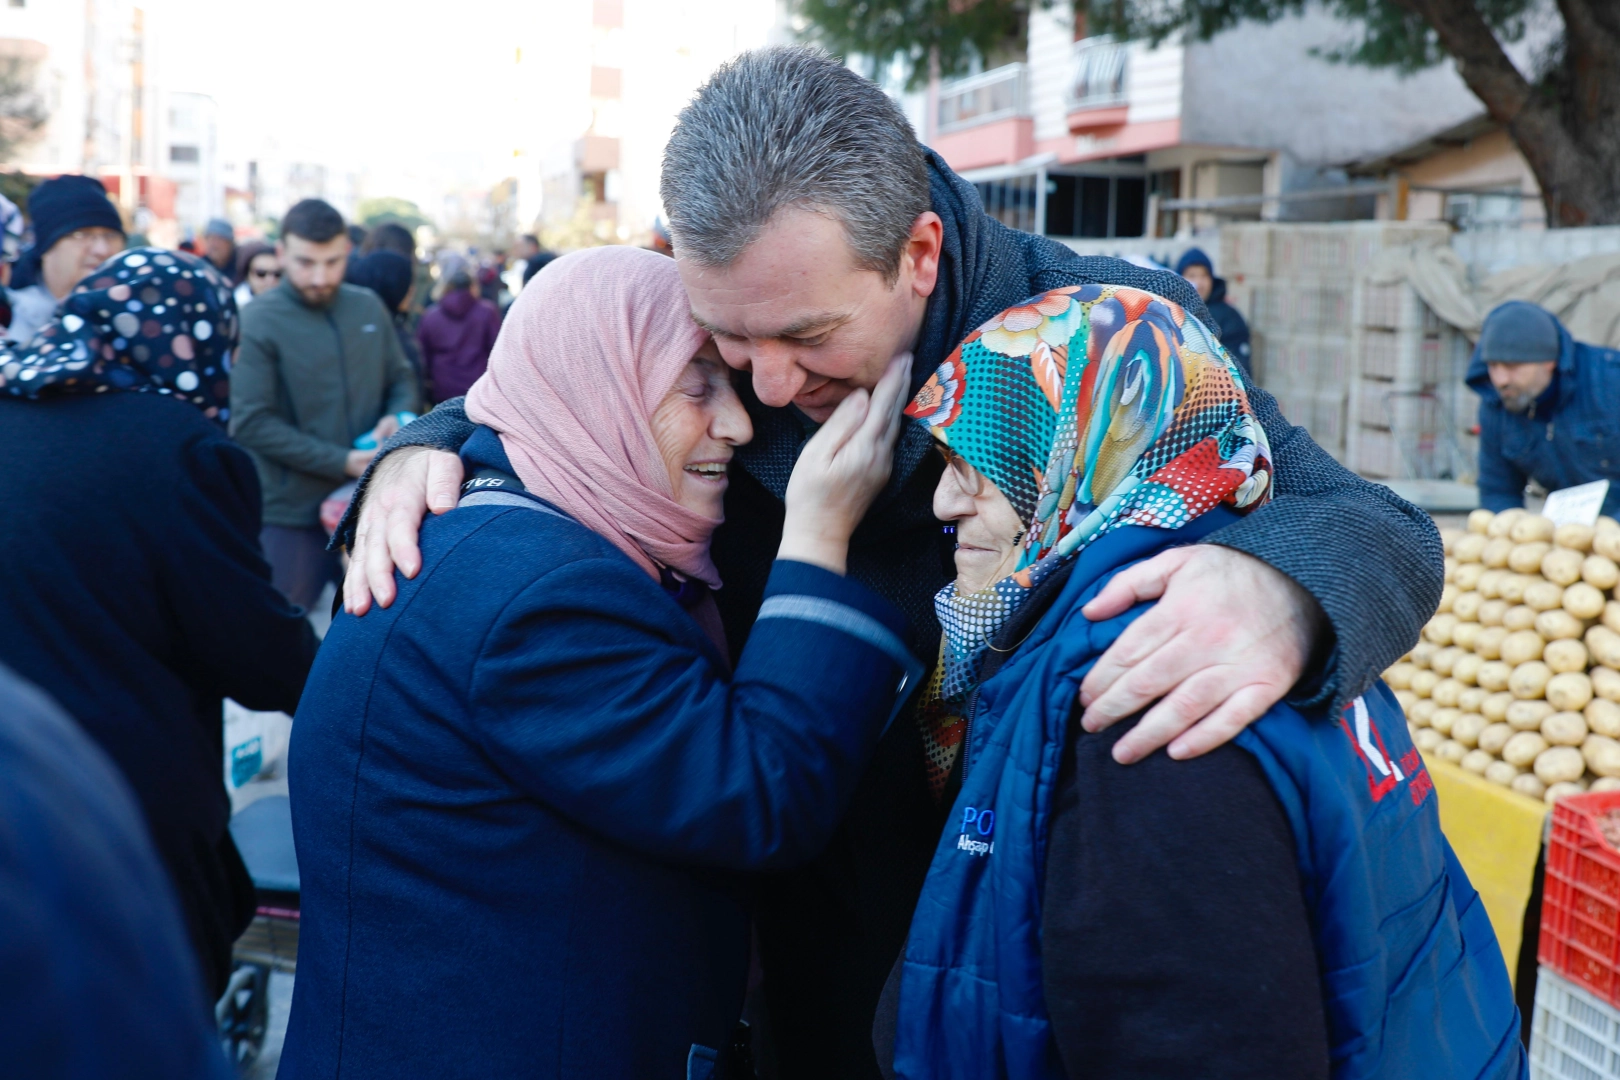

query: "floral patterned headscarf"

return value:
[0, 247, 236, 426]
[904, 283, 1272, 794]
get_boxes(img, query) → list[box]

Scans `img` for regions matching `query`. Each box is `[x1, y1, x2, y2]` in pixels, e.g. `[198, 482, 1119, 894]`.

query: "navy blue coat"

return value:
[0, 392, 317, 996]
[0, 665, 230, 1080]
[281, 430, 916, 1080]
[1468, 316, 1620, 516]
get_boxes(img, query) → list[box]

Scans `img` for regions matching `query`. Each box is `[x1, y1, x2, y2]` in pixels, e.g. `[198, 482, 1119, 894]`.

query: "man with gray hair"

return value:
[338, 46, 1440, 1077]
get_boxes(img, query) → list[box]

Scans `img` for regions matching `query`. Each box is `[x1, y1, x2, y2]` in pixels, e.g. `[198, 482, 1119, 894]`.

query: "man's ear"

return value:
[906, 211, 944, 300]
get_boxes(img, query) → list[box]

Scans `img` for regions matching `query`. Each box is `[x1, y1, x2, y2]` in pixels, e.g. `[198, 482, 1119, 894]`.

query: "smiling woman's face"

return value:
[932, 446, 1025, 594]
[649, 339, 754, 521]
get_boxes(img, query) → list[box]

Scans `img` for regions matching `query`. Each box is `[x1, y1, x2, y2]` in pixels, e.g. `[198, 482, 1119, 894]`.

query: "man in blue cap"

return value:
[4, 175, 124, 346]
[201, 217, 237, 283]
[1176, 246, 1252, 377]
[1468, 299, 1620, 516]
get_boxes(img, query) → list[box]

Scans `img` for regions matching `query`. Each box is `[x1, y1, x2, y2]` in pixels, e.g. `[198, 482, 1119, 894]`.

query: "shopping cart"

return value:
[217, 794, 300, 1068]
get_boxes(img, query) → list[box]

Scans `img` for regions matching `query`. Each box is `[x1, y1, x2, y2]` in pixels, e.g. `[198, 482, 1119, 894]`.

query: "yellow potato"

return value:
[1488, 509, 1527, 538]
[1556, 523, 1596, 553]
[1600, 515, 1620, 533]
[1478, 722, 1514, 755]
[1546, 639, 1591, 674]
[1483, 691, 1515, 722]
[1511, 515, 1556, 543]
[1542, 710, 1589, 746]
[1476, 660, 1514, 692]
[1583, 555, 1620, 590]
[1451, 591, 1484, 622]
[1592, 777, 1620, 793]
[1596, 530, 1620, 561]
[1461, 749, 1494, 775]
[1424, 613, 1459, 646]
[1384, 662, 1417, 690]
[1438, 583, 1458, 612]
[1512, 773, 1548, 800]
[1431, 707, 1462, 736]
[1499, 575, 1533, 604]
[1410, 641, 1439, 667]
[1437, 739, 1468, 764]
[1501, 630, 1546, 666]
[1430, 646, 1463, 676]
[1453, 712, 1489, 747]
[1452, 623, 1484, 652]
[1592, 666, 1620, 704]
[1415, 727, 1445, 752]
[1454, 533, 1488, 563]
[1485, 760, 1521, 787]
[1394, 688, 1419, 717]
[1588, 626, 1620, 669]
[1586, 698, 1620, 738]
[1565, 582, 1607, 620]
[1452, 653, 1484, 686]
[1412, 699, 1440, 726]
[1510, 660, 1552, 700]
[1445, 557, 1460, 584]
[1536, 609, 1586, 642]
[1441, 529, 1462, 556]
[1477, 571, 1506, 601]
[1474, 626, 1509, 660]
[1503, 605, 1539, 632]
[1506, 699, 1555, 731]
[1547, 671, 1595, 712]
[1546, 780, 1588, 805]
[1542, 548, 1586, 586]
[1535, 745, 1586, 784]
[1431, 678, 1465, 707]
[1607, 601, 1620, 634]
[1503, 730, 1549, 767]
[1510, 541, 1553, 574]
[1482, 537, 1514, 568]
[1584, 733, 1620, 778]
[1455, 563, 1487, 591]
[1459, 686, 1490, 713]
[1468, 508, 1495, 535]
[1525, 581, 1566, 612]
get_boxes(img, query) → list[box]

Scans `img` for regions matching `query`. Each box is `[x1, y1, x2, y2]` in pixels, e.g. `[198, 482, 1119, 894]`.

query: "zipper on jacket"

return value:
[324, 308, 354, 437]
[1547, 421, 1555, 442]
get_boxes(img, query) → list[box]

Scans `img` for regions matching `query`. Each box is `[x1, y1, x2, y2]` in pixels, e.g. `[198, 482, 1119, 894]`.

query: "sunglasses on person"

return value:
[250, 267, 282, 280]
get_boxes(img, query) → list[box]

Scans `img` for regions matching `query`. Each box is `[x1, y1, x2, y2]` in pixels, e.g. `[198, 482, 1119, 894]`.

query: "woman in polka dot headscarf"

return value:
[0, 244, 316, 1004]
[0, 247, 237, 423]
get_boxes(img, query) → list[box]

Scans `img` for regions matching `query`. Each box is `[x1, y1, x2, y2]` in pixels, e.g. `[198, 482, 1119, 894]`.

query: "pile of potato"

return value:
[1388, 508, 1620, 805]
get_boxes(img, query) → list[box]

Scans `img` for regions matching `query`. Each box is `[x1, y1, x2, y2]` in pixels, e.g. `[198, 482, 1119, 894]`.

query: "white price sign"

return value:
[1542, 480, 1611, 528]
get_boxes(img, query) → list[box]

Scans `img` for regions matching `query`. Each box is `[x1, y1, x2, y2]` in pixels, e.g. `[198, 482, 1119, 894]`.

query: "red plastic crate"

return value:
[1540, 790, 1620, 1009]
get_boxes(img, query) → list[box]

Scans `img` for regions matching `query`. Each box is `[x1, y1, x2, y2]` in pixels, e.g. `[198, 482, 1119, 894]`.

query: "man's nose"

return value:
[747, 343, 808, 407]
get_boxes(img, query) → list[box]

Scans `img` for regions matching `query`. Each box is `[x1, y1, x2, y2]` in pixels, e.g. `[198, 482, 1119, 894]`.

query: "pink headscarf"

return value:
[465, 246, 722, 588]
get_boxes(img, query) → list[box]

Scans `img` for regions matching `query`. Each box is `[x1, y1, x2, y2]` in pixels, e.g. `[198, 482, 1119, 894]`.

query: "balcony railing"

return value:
[1068, 37, 1127, 110]
[936, 63, 1028, 135]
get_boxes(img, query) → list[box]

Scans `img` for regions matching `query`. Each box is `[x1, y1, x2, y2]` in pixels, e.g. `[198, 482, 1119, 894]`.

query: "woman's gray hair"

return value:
[659, 46, 931, 282]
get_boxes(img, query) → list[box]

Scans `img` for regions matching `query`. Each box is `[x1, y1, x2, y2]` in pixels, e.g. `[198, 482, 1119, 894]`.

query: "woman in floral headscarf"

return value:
[0, 248, 318, 1000]
[874, 284, 1523, 1080]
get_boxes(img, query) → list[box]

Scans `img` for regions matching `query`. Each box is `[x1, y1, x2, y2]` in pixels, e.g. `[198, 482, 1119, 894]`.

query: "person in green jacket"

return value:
[230, 198, 419, 611]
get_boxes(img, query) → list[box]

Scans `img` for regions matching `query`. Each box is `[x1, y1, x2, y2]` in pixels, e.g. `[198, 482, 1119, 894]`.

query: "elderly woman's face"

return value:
[650, 339, 754, 521]
[932, 446, 1025, 594]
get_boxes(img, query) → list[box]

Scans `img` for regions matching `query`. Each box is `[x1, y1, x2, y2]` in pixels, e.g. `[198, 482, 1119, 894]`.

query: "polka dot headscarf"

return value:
[0, 247, 237, 426]
[904, 283, 1274, 794]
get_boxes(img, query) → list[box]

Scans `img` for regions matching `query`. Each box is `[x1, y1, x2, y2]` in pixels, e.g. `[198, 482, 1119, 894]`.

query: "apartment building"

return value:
[924, 1, 1483, 241]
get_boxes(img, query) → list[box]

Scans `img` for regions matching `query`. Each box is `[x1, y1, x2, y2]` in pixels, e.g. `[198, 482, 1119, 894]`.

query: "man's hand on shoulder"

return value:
[1078, 546, 1327, 765]
[342, 447, 465, 615]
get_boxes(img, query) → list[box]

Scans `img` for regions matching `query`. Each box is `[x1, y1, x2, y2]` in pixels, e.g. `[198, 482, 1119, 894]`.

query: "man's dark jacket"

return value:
[1207, 275, 1253, 379]
[1468, 314, 1620, 517]
[0, 392, 318, 997]
[343, 150, 1442, 1079]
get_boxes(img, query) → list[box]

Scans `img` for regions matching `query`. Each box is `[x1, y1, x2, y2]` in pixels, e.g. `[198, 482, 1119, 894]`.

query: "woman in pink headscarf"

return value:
[282, 246, 919, 1080]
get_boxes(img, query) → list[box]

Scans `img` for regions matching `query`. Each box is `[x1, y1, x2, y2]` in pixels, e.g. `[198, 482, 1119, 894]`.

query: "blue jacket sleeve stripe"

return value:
[757, 593, 923, 728]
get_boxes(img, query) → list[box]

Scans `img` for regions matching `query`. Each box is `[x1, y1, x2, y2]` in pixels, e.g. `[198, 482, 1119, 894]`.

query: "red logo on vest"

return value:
[1339, 696, 1427, 804]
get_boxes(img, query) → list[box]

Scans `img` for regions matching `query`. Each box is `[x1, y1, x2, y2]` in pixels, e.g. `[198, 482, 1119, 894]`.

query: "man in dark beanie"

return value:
[1176, 246, 1252, 377]
[201, 218, 237, 282]
[1467, 299, 1620, 516]
[5, 175, 125, 345]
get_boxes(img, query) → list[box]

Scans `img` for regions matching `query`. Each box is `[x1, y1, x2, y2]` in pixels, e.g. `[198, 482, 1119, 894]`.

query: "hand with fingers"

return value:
[342, 447, 466, 615]
[778, 353, 913, 575]
[1078, 545, 1328, 764]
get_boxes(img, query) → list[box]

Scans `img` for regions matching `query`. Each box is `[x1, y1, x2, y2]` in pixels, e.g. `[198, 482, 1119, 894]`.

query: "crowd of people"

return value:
[0, 43, 1554, 1080]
